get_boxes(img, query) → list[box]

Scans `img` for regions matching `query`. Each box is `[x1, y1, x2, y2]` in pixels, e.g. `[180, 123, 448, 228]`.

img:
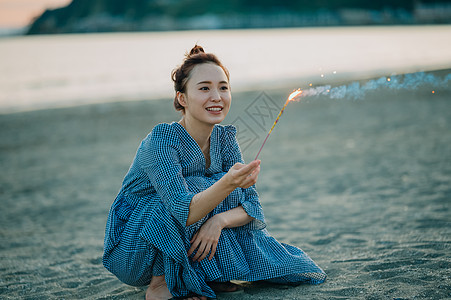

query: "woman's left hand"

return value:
[188, 215, 225, 262]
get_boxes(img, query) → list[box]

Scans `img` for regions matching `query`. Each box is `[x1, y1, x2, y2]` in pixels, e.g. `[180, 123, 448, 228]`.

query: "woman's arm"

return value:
[214, 205, 254, 228]
[186, 160, 260, 226]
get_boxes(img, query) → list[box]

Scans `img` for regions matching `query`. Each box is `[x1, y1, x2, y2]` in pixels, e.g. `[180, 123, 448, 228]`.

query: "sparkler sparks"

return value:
[252, 71, 449, 161]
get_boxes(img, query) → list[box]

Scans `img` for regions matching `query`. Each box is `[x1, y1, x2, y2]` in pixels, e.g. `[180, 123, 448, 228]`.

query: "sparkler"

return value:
[254, 89, 303, 160]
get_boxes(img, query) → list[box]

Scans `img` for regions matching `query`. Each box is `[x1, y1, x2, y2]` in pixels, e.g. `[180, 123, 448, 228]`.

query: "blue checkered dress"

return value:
[103, 122, 326, 298]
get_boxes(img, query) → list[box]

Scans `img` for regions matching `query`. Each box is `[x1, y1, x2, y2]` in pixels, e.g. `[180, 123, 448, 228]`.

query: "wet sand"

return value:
[0, 70, 450, 299]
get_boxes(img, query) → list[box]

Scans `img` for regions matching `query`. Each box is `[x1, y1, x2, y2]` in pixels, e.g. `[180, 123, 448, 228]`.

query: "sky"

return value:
[0, 0, 71, 28]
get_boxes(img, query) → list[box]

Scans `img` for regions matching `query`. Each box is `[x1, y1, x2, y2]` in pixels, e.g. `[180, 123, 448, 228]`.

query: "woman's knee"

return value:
[103, 246, 154, 286]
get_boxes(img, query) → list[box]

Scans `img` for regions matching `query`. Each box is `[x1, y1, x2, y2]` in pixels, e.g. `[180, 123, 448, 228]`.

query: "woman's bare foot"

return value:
[145, 275, 207, 300]
[146, 275, 172, 300]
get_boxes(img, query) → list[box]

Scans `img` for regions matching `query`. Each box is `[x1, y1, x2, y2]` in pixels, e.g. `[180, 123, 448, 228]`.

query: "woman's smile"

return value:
[206, 105, 223, 113]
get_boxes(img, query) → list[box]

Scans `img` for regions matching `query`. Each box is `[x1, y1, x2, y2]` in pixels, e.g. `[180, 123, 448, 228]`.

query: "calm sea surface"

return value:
[1, 25, 451, 113]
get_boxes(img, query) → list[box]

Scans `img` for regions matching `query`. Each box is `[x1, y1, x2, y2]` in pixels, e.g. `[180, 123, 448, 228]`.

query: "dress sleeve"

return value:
[138, 124, 194, 227]
[222, 125, 266, 230]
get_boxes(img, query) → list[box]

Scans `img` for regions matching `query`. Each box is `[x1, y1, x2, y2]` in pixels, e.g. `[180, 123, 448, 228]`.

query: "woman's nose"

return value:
[210, 89, 221, 101]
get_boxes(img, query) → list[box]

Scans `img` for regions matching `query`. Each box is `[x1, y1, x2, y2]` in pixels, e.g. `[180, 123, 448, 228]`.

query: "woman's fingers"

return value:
[190, 232, 198, 244]
[236, 160, 260, 176]
[197, 245, 210, 261]
[241, 165, 260, 188]
[197, 240, 218, 261]
[189, 238, 218, 262]
[190, 232, 209, 261]
[208, 243, 218, 260]
[187, 243, 197, 257]
[192, 242, 209, 261]
[188, 233, 199, 256]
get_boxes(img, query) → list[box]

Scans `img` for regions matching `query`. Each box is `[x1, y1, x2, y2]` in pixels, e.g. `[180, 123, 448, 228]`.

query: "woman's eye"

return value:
[200, 87, 209, 91]
[220, 86, 229, 90]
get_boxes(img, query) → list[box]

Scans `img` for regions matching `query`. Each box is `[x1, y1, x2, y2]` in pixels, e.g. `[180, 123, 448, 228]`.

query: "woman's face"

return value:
[178, 63, 231, 126]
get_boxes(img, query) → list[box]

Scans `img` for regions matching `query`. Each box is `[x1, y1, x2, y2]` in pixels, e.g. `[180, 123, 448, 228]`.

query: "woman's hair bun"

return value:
[187, 44, 205, 57]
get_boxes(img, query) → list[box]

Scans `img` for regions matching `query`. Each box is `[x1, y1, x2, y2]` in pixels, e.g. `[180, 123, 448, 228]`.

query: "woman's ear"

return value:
[177, 91, 187, 108]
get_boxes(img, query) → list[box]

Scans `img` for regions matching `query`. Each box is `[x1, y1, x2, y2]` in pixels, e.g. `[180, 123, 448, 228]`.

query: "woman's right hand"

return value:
[224, 160, 261, 189]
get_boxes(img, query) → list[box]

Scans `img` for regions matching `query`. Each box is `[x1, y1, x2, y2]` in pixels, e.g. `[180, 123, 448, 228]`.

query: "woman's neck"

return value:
[178, 116, 214, 152]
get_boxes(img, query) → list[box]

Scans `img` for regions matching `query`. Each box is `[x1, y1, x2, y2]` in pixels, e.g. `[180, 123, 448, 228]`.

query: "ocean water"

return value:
[0, 25, 451, 113]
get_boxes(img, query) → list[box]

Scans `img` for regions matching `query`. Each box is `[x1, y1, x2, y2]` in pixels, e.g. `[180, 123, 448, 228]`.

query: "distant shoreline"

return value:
[27, 2, 451, 35]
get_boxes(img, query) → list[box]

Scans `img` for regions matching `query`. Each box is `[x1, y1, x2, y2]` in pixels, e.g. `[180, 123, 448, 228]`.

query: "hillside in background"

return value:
[27, 0, 451, 34]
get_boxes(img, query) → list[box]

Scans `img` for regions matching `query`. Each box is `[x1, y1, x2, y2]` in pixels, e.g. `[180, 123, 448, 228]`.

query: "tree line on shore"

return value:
[27, 0, 451, 34]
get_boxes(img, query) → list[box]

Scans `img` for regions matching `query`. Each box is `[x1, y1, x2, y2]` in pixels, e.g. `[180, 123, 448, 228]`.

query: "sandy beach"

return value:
[1, 69, 450, 299]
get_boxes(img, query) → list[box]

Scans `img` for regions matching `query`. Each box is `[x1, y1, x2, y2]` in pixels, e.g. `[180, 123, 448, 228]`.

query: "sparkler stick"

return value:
[254, 89, 303, 160]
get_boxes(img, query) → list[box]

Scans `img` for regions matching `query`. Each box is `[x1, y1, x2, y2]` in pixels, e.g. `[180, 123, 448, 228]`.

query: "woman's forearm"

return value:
[186, 175, 235, 226]
[214, 205, 253, 228]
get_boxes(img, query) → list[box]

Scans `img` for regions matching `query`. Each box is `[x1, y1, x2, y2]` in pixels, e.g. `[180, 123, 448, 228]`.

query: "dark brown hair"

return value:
[171, 45, 230, 111]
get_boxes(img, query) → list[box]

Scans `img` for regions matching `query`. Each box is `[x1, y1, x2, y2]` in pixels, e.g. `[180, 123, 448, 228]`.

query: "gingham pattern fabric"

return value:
[103, 122, 326, 298]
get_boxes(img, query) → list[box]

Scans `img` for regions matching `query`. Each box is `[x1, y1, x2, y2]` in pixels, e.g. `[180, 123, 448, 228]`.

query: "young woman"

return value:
[103, 45, 326, 300]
